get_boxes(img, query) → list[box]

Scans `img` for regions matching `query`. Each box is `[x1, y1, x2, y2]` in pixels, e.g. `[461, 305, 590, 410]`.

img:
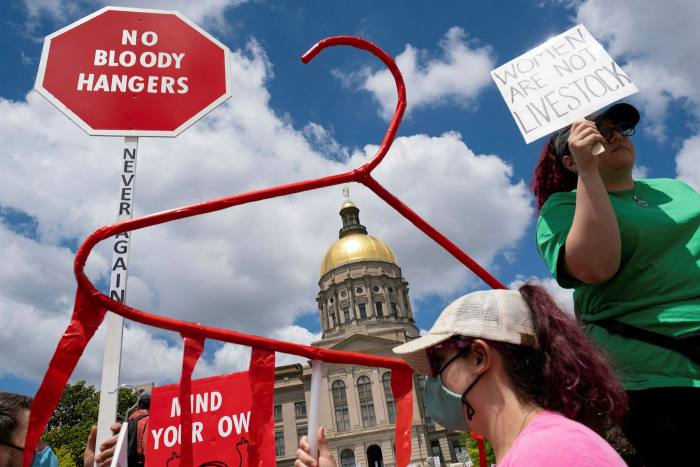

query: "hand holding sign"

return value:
[567, 120, 606, 171]
[491, 24, 638, 150]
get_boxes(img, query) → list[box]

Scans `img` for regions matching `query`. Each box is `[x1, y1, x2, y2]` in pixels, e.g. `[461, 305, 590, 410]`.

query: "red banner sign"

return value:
[146, 371, 268, 467]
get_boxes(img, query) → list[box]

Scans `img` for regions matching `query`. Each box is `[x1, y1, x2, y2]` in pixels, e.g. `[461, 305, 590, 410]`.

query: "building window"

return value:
[388, 287, 394, 293]
[332, 380, 350, 432]
[340, 449, 356, 467]
[375, 302, 383, 317]
[274, 404, 282, 423]
[341, 291, 347, 297]
[275, 431, 285, 456]
[373, 286, 380, 292]
[452, 440, 468, 463]
[430, 440, 443, 462]
[382, 372, 396, 424]
[297, 426, 308, 444]
[295, 400, 307, 418]
[356, 375, 376, 427]
[356, 287, 363, 294]
[329, 297, 334, 303]
[391, 303, 398, 316]
[417, 375, 434, 428]
[358, 303, 367, 320]
[343, 307, 351, 323]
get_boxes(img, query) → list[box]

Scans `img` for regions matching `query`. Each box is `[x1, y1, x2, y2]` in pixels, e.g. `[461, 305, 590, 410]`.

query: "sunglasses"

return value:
[0, 439, 45, 464]
[597, 123, 635, 142]
[429, 339, 473, 376]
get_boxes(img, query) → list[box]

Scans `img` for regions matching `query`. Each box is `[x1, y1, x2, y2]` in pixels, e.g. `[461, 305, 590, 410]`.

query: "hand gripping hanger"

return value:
[23, 36, 504, 467]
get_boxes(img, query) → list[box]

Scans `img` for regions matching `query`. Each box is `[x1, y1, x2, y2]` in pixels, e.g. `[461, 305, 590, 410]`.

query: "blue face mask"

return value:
[32, 447, 58, 467]
[424, 355, 485, 433]
[424, 375, 471, 432]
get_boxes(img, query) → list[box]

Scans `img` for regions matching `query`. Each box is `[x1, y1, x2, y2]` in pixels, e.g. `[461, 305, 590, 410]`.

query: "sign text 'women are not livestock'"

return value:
[491, 24, 638, 143]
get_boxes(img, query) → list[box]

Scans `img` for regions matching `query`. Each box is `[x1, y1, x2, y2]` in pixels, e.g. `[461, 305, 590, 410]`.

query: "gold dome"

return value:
[321, 233, 399, 276]
[341, 199, 357, 210]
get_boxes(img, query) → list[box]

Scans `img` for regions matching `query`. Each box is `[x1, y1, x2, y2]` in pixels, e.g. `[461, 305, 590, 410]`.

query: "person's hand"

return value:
[84, 423, 121, 467]
[295, 427, 336, 467]
[567, 119, 605, 174]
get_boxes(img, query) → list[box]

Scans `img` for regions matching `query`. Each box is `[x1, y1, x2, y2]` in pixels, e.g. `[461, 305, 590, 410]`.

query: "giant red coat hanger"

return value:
[24, 36, 504, 467]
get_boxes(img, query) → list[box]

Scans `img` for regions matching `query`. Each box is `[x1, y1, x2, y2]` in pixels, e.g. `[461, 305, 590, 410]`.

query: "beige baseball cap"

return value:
[392, 289, 539, 376]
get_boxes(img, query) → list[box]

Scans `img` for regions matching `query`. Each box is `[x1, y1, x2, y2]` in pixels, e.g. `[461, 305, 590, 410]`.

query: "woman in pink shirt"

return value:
[295, 285, 628, 466]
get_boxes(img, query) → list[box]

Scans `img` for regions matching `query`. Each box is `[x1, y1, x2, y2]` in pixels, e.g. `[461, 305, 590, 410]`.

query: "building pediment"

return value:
[325, 333, 401, 355]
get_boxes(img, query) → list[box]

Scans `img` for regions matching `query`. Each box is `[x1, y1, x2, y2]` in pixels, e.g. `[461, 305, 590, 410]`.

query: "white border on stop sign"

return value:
[34, 5, 233, 137]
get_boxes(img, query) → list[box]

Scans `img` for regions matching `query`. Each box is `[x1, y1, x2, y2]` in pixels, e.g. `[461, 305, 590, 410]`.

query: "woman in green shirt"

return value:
[532, 103, 700, 467]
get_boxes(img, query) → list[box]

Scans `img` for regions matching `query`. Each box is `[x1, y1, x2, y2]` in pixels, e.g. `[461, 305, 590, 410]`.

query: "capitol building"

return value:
[272, 190, 469, 467]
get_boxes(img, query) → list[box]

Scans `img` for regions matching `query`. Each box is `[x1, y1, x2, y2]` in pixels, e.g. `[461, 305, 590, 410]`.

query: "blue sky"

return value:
[2, 0, 699, 395]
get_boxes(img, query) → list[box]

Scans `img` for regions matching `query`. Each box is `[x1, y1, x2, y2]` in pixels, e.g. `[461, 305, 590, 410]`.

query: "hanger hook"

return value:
[301, 36, 407, 176]
[111, 384, 144, 422]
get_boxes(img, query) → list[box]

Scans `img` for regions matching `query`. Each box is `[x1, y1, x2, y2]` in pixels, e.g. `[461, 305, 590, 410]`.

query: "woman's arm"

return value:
[563, 120, 621, 284]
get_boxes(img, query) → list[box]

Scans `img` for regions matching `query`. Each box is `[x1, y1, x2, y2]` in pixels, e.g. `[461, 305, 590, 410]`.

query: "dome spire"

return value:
[339, 185, 367, 238]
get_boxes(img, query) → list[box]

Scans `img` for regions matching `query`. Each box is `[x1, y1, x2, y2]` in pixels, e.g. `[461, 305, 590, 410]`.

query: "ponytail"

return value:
[501, 284, 627, 436]
[531, 137, 578, 212]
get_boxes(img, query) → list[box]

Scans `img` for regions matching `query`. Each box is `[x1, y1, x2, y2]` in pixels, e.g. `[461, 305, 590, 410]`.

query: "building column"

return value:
[282, 402, 297, 458]
[354, 444, 365, 467]
[380, 438, 396, 467]
[365, 276, 374, 318]
[348, 270, 358, 322]
[371, 369, 386, 426]
[347, 372, 361, 430]
[382, 281, 393, 320]
[396, 282, 408, 319]
[320, 301, 328, 332]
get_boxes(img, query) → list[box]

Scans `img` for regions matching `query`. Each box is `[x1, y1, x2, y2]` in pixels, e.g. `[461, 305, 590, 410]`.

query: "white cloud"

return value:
[1, 38, 531, 388]
[632, 165, 650, 180]
[676, 134, 700, 191]
[302, 122, 350, 161]
[574, 0, 700, 139]
[336, 27, 496, 120]
[347, 132, 533, 299]
[509, 276, 575, 316]
[571, 0, 700, 208]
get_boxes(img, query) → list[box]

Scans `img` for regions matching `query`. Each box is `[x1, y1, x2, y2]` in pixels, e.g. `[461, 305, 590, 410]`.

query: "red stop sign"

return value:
[35, 6, 231, 137]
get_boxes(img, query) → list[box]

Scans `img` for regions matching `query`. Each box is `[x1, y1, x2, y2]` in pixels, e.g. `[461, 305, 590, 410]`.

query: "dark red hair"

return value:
[501, 284, 627, 436]
[531, 137, 577, 212]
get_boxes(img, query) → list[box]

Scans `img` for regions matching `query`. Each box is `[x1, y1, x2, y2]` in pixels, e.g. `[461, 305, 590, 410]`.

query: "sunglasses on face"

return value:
[0, 440, 45, 463]
[430, 343, 472, 376]
[597, 123, 635, 142]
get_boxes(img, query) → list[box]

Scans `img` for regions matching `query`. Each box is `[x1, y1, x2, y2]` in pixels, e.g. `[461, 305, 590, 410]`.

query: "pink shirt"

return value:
[498, 411, 626, 467]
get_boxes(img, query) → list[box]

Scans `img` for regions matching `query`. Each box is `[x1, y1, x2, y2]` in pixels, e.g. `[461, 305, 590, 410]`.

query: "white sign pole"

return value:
[307, 360, 324, 460]
[96, 136, 139, 463]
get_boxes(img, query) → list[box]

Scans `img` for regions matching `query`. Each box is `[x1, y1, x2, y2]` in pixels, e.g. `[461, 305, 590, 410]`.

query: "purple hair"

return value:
[504, 284, 627, 435]
[531, 137, 577, 212]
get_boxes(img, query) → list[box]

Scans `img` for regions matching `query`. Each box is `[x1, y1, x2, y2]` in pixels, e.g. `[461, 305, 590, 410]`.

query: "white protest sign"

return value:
[108, 423, 128, 467]
[491, 24, 638, 144]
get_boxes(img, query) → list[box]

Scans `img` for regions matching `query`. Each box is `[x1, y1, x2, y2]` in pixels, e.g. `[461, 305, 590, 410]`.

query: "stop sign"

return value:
[35, 6, 231, 136]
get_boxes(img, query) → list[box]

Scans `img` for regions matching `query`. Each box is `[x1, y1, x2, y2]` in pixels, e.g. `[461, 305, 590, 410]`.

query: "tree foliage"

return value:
[464, 435, 496, 466]
[44, 381, 138, 467]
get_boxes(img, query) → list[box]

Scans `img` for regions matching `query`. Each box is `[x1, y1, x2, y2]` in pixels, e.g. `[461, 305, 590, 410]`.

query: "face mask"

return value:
[424, 372, 484, 432]
[32, 447, 58, 467]
[424, 375, 469, 431]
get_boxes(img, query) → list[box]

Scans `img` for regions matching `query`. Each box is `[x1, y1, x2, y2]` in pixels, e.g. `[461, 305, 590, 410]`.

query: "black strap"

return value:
[593, 319, 700, 365]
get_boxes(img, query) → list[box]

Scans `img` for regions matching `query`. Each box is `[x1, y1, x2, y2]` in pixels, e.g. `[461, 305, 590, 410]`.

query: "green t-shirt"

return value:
[536, 178, 700, 390]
